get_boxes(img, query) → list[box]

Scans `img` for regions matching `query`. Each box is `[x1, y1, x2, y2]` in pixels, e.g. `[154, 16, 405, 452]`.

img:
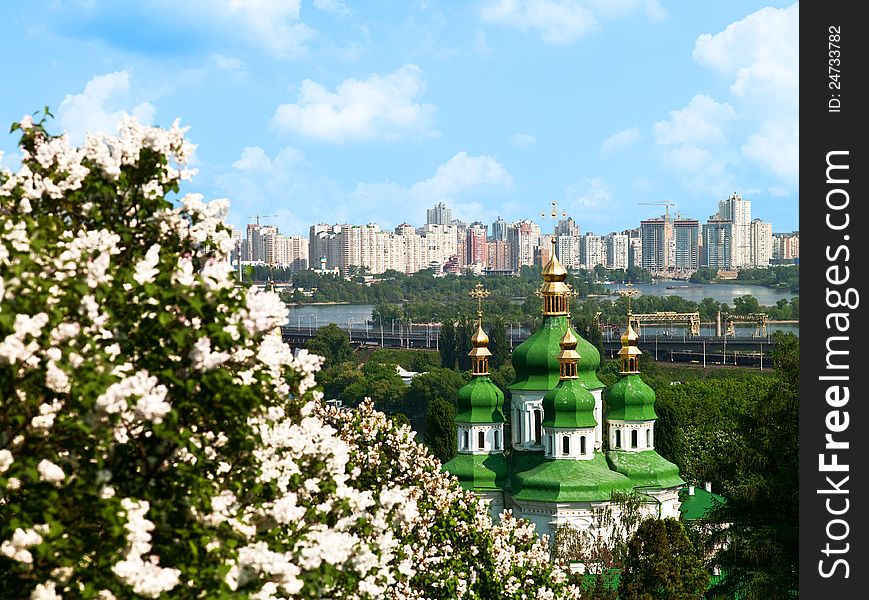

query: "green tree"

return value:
[618, 518, 709, 600]
[306, 322, 353, 368]
[733, 294, 761, 315]
[488, 317, 509, 370]
[438, 319, 458, 369]
[706, 333, 799, 600]
[425, 397, 457, 463]
[456, 315, 475, 372]
[404, 368, 468, 433]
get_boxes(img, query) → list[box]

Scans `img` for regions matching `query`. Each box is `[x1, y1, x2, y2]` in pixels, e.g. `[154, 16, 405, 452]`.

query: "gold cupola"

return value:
[617, 284, 642, 374]
[557, 327, 581, 380]
[538, 238, 572, 316]
[468, 283, 492, 377]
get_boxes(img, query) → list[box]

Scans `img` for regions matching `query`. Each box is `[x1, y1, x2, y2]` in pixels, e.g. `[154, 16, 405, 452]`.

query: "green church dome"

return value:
[443, 453, 510, 491]
[509, 315, 569, 391]
[510, 452, 635, 502]
[605, 373, 658, 421]
[455, 376, 506, 423]
[606, 450, 684, 489]
[542, 379, 597, 428]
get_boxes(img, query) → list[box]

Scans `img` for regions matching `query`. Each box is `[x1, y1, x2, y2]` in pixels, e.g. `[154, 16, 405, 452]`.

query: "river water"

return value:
[286, 281, 799, 337]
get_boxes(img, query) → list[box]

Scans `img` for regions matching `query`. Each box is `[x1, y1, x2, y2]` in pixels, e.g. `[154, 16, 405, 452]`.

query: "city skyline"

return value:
[1, 1, 798, 237]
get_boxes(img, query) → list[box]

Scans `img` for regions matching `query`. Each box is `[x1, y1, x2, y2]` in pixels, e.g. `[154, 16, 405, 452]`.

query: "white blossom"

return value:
[37, 459, 65, 485]
[132, 244, 161, 285]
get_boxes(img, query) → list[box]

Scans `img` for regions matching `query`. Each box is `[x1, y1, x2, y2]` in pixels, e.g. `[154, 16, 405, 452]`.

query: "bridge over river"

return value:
[280, 324, 780, 369]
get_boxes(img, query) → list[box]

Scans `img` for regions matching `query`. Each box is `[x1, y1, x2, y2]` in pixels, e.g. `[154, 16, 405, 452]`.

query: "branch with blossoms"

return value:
[1, 112, 577, 600]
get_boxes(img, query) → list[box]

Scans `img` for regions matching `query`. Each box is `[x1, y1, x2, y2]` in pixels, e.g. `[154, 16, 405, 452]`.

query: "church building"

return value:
[443, 245, 684, 544]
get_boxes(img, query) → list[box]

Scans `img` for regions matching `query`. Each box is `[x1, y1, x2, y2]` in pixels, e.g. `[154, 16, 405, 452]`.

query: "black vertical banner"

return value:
[800, 2, 866, 597]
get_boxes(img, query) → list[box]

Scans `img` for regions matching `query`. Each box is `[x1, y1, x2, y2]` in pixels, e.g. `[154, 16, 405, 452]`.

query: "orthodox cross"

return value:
[617, 283, 640, 317]
[541, 199, 567, 239]
[469, 282, 491, 321]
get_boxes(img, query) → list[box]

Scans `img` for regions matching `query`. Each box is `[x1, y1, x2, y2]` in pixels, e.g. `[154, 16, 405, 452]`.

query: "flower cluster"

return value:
[0, 113, 576, 599]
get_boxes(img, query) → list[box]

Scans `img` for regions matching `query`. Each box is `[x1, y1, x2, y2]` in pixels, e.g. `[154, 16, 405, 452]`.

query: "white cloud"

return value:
[692, 3, 798, 108]
[741, 120, 798, 183]
[410, 152, 513, 201]
[601, 127, 640, 154]
[653, 95, 735, 146]
[270, 64, 438, 142]
[212, 54, 246, 72]
[686, 2, 798, 190]
[652, 95, 738, 195]
[53, 0, 314, 59]
[511, 133, 537, 149]
[480, 0, 665, 44]
[218, 148, 512, 235]
[565, 177, 613, 223]
[314, 0, 352, 16]
[57, 71, 156, 143]
[480, 0, 597, 44]
[215, 0, 314, 58]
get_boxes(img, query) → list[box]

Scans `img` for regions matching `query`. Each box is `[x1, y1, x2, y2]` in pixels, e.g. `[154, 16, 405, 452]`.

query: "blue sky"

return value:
[0, 1, 798, 238]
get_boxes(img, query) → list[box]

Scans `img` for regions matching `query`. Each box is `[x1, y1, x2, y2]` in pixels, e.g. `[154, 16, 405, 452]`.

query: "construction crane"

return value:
[638, 200, 677, 221]
[249, 213, 278, 226]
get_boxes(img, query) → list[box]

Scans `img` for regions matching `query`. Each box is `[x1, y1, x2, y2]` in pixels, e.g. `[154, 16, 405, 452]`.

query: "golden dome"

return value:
[471, 323, 489, 348]
[557, 327, 581, 363]
[541, 254, 568, 282]
[559, 327, 578, 350]
[621, 320, 639, 345]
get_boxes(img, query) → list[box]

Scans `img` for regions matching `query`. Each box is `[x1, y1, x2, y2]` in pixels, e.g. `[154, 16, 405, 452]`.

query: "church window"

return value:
[580, 435, 587, 455]
[463, 431, 469, 450]
[478, 431, 485, 449]
[631, 429, 638, 448]
[534, 411, 542, 444]
[548, 435, 553, 455]
[562, 436, 570, 455]
[646, 429, 651, 448]
[615, 429, 621, 449]
[494, 430, 501, 450]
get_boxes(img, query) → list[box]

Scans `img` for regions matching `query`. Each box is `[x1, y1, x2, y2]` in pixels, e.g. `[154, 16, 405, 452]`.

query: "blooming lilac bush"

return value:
[0, 112, 577, 599]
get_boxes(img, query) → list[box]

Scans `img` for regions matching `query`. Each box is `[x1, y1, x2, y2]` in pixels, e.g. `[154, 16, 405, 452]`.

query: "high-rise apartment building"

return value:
[750, 219, 773, 268]
[466, 223, 488, 266]
[486, 240, 513, 272]
[491, 216, 508, 241]
[426, 202, 452, 226]
[773, 231, 800, 261]
[556, 217, 580, 237]
[672, 219, 700, 272]
[605, 233, 629, 271]
[555, 235, 581, 270]
[508, 220, 540, 270]
[717, 193, 751, 268]
[701, 219, 732, 270]
[640, 218, 671, 273]
[580, 233, 605, 269]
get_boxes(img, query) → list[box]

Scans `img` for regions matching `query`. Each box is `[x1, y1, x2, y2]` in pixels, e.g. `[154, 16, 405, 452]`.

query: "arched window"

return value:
[494, 430, 501, 450]
[629, 358, 637, 371]
[562, 436, 570, 456]
[478, 431, 485, 449]
[646, 429, 651, 448]
[548, 435, 553, 455]
[534, 411, 542, 444]
[631, 429, 638, 448]
[463, 430, 469, 450]
[615, 429, 621, 449]
[580, 435, 587, 455]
